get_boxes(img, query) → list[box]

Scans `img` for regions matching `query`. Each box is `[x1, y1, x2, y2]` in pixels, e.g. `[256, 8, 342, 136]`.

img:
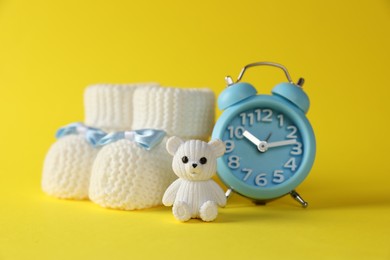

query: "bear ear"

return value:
[208, 139, 226, 158]
[166, 136, 184, 156]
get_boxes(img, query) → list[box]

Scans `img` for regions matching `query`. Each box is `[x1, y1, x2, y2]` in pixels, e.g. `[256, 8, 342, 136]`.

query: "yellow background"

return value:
[0, 0, 389, 259]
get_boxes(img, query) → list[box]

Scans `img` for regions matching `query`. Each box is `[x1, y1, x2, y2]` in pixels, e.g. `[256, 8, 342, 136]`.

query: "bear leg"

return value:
[173, 201, 192, 222]
[200, 201, 218, 222]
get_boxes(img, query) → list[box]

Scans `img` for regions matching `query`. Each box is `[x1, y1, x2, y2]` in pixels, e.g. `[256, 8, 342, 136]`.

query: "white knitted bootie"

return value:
[89, 86, 215, 210]
[42, 83, 157, 199]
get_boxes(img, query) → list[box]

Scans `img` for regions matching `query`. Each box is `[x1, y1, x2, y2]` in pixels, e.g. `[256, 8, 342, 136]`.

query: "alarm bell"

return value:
[218, 62, 310, 113]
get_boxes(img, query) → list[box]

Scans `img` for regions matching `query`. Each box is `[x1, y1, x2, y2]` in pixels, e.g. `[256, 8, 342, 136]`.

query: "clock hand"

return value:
[243, 130, 262, 146]
[265, 132, 272, 142]
[243, 130, 297, 152]
[267, 139, 297, 148]
[243, 130, 268, 152]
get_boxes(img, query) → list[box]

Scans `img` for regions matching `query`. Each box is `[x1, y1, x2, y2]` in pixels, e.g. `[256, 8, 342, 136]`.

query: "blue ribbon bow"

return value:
[55, 122, 107, 147]
[96, 129, 166, 150]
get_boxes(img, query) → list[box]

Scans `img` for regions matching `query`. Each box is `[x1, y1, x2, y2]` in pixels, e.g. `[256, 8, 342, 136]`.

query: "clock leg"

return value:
[225, 188, 233, 199]
[290, 190, 308, 208]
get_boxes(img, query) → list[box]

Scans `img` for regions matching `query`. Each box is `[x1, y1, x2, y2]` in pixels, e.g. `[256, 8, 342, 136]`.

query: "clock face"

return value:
[220, 106, 304, 194]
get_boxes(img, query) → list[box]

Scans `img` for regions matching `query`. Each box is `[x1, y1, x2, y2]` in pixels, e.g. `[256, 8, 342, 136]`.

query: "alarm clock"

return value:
[211, 62, 316, 207]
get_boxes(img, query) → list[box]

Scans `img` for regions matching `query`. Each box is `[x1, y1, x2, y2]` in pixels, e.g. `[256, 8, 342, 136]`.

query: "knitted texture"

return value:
[89, 137, 175, 210]
[131, 86, 215, 140]
[42, 84, 149, 200]
[42, 135, 99, 199]
[89, 86, 216, 210]
[163, 137, 227, 222]
[84, 83, 158, 132]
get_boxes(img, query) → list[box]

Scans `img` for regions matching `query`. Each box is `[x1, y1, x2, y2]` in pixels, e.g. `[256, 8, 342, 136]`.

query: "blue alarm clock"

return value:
[212, 62, 316, 207]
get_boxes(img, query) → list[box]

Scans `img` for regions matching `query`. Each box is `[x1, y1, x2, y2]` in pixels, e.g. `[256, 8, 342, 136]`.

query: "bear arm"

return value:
[162, 179, 182, 206]
[209, 181, 227, 207]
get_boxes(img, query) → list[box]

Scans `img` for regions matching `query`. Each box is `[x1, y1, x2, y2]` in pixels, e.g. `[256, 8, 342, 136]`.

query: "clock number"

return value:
[235, 126, 245, 139]
[240, 113, 246, 125]
[272, 170, 285, 184]
[224, 140, 235, 153]
[255, 171, 285, 186]
[240, 113, 254, 126]
[247, 113, 254, 126]
[284, 158, 297, 171]
[228, 155, 240, 169]
[254, 109, 273, 123]
[255, 173, 268, 186]
[291, 142, 302, 155]
[241, 168, 253, 181]
[255, 109, 261, 121]
[287, 125, 298, 139]
[227, 126, 245, 139]
[277, 114, 284, 127]
[227, 126, 234, 138]
[262, 109, 273, 122]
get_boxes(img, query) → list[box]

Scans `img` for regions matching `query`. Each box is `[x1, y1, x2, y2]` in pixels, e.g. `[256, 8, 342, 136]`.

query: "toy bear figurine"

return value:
[163, 136, 227, 222]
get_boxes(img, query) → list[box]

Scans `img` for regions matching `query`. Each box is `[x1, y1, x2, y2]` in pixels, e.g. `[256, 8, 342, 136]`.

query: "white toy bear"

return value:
[163, 136, 227, 222]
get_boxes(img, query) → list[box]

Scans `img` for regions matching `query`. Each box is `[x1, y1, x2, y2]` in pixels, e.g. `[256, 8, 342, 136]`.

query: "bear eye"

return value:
[182, 156, 189, 164]
[199, 157, 207, 165]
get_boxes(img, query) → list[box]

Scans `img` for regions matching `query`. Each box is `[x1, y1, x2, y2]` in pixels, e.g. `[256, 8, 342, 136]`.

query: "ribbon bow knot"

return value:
[96, 129, 166, 150]
[55, 122, 107, 147]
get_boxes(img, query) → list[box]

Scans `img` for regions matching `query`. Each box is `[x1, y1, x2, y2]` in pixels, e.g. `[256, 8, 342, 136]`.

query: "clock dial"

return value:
[221, 107, 303, 190]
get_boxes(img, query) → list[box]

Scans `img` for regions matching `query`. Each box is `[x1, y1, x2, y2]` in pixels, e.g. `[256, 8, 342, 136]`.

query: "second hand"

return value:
[265, 132, 272, 142]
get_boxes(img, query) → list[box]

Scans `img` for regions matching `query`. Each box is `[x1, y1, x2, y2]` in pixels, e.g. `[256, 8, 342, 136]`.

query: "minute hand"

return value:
[267, 139, 297, 148]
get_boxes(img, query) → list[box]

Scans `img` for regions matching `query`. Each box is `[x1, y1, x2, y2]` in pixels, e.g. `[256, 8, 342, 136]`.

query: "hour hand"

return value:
[243, 130, 262, 146]
[243, 130, 269, 152]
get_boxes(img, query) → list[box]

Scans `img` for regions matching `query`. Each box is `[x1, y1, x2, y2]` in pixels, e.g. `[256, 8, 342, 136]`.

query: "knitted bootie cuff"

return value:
[84, 83, 159, 132]
[131, 86, 215, 140]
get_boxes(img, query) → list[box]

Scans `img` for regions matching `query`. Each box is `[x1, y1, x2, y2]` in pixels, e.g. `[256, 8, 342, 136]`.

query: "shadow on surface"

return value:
[286, 178, 390, 210]
[219, 176, 390, 212]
